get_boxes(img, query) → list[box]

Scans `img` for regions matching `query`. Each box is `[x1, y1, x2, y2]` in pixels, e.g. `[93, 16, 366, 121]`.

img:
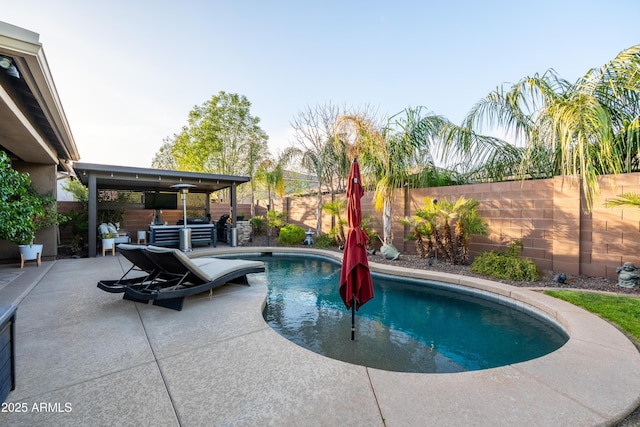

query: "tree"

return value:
[154, 91, 269, 202]
[446, 45, 640, 211]
[151, 135, 179, 170]
[290, 103, 348, 234]
[403, 197, 488, 264]
[321, 198, 347, 246]
[256, 158, 283, 211]
[335, 106, 449, 245]
[244, 131, 271, 216]
[255, 148, 297, 210]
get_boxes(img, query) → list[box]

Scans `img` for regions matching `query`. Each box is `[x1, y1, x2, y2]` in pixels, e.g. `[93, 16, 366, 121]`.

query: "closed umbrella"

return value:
[339, 158, 374, 340]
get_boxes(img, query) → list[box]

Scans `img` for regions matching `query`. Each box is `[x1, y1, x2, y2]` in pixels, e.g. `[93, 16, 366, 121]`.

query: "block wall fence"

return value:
[56, 172, 640, 281]
[274, 172, 640, 281]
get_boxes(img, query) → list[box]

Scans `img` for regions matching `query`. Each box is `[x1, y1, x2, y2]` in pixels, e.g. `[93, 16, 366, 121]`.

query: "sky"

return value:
[3, 1, 639, 168]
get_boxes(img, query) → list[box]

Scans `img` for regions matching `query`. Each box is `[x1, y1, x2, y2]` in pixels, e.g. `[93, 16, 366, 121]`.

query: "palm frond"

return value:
[604, 192, 640, 209]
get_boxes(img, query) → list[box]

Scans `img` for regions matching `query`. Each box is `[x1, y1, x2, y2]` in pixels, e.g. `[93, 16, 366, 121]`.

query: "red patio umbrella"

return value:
[339, 158, 374, 340]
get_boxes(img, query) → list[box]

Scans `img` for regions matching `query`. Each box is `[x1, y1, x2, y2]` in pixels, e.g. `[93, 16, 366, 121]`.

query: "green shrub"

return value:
[278, 224, 306, 246]
[250, 216, 265, 234]
[267, 210, 286, 228]
[0, 151, 67, 245]
[267, 210, 287, 236]
[313, 233, 336, 249]
[470, 241, 540, 282]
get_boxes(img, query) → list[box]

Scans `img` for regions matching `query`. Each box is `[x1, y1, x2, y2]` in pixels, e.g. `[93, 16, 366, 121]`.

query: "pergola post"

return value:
[88, 173, 97, 257]
[205, 192, 211, 221]
[230, 182, 237, 227]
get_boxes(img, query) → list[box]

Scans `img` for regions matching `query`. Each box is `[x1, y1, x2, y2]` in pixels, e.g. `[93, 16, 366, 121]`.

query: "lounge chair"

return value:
[97, 244, 167, 293]
[123, 246, 265, 311]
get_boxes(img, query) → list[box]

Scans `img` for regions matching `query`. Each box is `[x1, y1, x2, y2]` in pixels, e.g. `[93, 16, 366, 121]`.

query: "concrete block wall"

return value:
[585, 173, 640, 279]
[282, 172, 640, 281]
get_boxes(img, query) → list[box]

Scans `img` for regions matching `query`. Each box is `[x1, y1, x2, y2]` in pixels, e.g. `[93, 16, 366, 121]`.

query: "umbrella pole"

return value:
[351, 273, 356, 340]
[351, 294, 355, 340]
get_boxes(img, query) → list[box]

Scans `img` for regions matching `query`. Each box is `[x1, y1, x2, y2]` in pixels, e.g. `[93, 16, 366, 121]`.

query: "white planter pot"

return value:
[102, 238, 115, 256]
[18, 244, 43, 268]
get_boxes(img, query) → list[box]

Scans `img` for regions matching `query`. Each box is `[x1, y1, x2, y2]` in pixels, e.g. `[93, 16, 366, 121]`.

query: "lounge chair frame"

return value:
[97, 244, 166, 293]
[98, 245, 265, 311]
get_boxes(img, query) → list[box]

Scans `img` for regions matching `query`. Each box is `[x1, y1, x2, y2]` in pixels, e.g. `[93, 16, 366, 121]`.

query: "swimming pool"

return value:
[221, 253, 567, 373]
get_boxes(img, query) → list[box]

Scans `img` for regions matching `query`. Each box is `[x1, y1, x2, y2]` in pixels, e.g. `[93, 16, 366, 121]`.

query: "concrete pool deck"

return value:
[0, 246, 639, 426]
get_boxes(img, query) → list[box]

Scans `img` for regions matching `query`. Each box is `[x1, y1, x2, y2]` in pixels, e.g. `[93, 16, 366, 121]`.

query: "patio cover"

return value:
[0, 22, 79, 173]
[73, 162, 250, 257]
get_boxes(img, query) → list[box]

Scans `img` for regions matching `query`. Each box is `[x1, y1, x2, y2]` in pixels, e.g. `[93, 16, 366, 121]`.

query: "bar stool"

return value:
[137, 230, 147, 245]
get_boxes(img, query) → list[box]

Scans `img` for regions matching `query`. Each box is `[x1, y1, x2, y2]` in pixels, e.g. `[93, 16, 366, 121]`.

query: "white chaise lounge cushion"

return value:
[145, 245, 264, 283]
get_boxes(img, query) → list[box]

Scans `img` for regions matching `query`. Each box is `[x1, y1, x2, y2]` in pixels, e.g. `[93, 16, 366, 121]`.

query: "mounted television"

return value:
[144, 192, 178, 210]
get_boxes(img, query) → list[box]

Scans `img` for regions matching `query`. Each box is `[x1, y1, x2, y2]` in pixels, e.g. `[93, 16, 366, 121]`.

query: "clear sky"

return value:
[4, 1, 639, 168]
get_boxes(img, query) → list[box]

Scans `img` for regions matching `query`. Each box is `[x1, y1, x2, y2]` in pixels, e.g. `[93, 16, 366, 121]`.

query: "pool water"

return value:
[236, 254, 567, 373]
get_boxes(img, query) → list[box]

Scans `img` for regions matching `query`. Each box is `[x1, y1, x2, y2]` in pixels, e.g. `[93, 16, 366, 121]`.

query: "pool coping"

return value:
[197, 246, 640, 426]
[2, 247, 638, 425]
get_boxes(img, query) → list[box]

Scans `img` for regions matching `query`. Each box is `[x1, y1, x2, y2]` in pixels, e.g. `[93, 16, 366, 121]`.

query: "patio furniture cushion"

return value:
[115, 246, 265, 310]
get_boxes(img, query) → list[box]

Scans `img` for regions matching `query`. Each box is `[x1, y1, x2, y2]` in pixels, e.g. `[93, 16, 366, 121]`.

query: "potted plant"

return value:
[0, 151, 66, 267]
[100, 231, 116, 255]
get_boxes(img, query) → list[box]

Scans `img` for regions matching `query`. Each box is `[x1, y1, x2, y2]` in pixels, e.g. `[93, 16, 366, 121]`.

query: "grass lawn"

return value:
[545, 290, 640, 345]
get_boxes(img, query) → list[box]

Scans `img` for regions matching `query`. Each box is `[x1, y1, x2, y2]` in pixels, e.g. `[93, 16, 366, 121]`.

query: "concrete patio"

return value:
[0, 247, 639, 426]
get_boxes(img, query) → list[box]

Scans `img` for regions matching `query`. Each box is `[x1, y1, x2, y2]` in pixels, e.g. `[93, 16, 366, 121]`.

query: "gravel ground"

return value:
[366, 252, 640, 296]
[246, 235, 640, 296]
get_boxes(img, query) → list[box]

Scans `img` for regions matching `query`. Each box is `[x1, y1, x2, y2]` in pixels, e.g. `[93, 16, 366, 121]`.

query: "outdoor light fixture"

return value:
[0, 56, 20, 78]
[171, 183, 196, 252]
[171, 184, 196, 226]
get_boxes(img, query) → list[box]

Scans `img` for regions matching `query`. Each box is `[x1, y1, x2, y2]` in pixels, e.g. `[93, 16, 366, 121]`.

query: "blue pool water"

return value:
[230, 254, 567, 373]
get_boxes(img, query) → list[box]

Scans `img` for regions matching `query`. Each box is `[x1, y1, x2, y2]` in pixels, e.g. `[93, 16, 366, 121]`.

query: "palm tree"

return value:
[409, 197, 488, 264]
[256, 158, 284, 211]
[244, 134, 271, 217]
[293, 140, 341, 235]
[321, 198, 347, 246]
[255, 148, 297, 211]
[335, 107, 448, 244]
[604, 193, 640, 209]
[445, 45, 640, 211]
